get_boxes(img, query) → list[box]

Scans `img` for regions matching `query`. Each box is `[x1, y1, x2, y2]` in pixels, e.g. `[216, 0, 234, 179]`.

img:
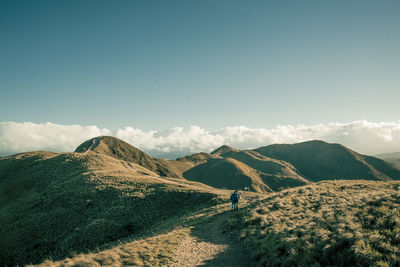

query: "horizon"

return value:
[1, 120, 400, 158]
[1, 1, 399, 157]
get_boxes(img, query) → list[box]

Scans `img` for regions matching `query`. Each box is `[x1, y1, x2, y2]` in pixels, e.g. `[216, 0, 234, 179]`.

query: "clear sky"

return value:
[1, 0, 399, 131]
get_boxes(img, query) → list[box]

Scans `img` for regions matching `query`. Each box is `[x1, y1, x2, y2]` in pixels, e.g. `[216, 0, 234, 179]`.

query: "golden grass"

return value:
[227, 180, 400, 266]
[32, 228, 189, 267]
[0, 151, 224, 266]
[183, 150, 310, 193]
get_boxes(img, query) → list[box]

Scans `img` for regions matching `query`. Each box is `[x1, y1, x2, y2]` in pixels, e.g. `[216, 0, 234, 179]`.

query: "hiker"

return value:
[230, 190, 240, 211]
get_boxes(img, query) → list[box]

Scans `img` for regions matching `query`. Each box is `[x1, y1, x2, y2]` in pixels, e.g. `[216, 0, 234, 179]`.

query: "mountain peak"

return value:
[74, 136, 180, 178]
[211, 145, 237, 155]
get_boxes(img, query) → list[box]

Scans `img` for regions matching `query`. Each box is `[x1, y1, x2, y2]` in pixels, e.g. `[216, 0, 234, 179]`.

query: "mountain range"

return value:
[2, 136, 400, 266]
[75, 136, 400, 192]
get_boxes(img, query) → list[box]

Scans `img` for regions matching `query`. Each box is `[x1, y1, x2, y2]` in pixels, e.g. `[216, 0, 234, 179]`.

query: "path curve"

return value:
[172, 211, 255, 266]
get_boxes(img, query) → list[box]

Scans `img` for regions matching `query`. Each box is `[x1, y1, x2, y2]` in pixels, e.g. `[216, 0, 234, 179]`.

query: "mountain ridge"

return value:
[74, 137, 400, 191]
[254, 140, 400, 181]
[3, 136, 400, 266]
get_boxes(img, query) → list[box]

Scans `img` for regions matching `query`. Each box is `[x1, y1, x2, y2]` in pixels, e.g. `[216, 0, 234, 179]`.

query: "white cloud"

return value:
[1, 120, 400, 158]
[0, 122, 111, 155]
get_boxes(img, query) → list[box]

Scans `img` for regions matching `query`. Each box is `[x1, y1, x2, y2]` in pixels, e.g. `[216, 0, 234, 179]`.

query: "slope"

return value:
[227, 180, 400, 266]
[0, 151, 222, 266]
[182, 146, 309, 192]
[183, 157, 272, 193]
[254, 140, 400, 181]
[218, 150, 309, 190]
[75, 136, 181, 178]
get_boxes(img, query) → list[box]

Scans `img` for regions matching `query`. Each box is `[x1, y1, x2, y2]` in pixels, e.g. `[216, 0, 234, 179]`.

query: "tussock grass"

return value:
[0, 152, 223, 266]
[227, 180, 400, 266]
[32, 228, 189, 267]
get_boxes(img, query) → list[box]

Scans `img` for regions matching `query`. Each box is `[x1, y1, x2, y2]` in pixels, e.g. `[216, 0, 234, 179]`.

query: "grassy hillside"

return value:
[75, 136, 181, 178]
[176, 152, 218, 165]
[211, 145, 238, 155]
[183, 157, 272, 193]
[180, 146, 309, 192]
[255, 140, 400, 181]
[227, 180, 400, 266]
[4, 136, 400, 266]
[218, 150, 309, 190]
[0, 151, 222, 266]
[181, 151, 309, 193]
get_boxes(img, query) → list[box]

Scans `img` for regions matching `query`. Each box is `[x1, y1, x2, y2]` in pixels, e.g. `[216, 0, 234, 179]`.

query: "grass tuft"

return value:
[226, 180, 400, 266]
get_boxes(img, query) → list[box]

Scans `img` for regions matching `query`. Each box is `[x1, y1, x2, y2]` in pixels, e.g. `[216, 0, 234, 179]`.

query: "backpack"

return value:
[235, 192, 240, 200]
[230, 193, 238, 202]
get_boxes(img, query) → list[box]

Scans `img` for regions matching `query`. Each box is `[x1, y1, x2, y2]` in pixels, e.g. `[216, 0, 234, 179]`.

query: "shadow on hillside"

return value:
[189, 210, 256, 267]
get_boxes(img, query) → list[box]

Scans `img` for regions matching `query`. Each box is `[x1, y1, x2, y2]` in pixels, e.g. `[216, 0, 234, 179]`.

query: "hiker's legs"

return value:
[233, 202, 238, 211]
[231, 202, 235, 210]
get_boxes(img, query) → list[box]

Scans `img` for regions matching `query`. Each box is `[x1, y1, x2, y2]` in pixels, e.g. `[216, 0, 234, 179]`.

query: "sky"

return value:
[1, 1, 400, 157]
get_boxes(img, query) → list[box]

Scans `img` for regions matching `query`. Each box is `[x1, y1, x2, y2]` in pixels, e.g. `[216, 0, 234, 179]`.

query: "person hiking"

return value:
[230, 190, 240, 211]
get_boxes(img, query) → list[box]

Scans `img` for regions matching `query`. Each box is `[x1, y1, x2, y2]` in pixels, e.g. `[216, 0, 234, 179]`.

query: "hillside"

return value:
[3, 136, 400, 266]
[183, 148, 309, 192]
[0, 150, 223, 266]
[254, 140, 400, 181]
[376, 152, 400, 167]
[75, 136, 181, 178]
[183, 157, 272, 193]
[211, 145, 238, 155]
[227, 180, 400, 266]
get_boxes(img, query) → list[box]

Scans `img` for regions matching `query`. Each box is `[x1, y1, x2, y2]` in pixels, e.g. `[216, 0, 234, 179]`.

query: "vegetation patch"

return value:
[0, 152, 221, 266]
[33, 228, 189, 267]
[227, 180, 400, 266]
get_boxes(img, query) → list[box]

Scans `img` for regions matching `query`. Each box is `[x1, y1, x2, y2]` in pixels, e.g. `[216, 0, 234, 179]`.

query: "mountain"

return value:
[182, 146, 309, 192]
[3, 136, 400, 266]
[0, 149, 222, 266]
[375, 152, 400, 167]
[75, 136, 181, 178]
[74, 138, 400, 193]
[211, 145, 238, 155]
[183, 157, 273, 192]
[254, 140, 400, 181]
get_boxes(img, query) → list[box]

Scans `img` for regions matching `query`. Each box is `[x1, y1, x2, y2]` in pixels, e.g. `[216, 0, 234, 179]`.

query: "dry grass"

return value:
[32, 228, 189, 267]
[227, 180, 400, 266]
[75, 136, 182, 178]
[182, 149, 310, 193]
[0, 151, 223, 266]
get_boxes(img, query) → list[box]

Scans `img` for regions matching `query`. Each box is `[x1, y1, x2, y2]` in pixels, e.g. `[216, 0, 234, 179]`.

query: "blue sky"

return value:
[1, 0, 399, 132]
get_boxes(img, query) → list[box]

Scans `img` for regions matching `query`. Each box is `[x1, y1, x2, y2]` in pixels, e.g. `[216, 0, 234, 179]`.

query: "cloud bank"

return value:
[1, 120, 400, 158]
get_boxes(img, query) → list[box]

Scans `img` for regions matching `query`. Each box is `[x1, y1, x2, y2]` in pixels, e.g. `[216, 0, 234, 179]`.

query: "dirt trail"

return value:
[85, 137, 100, 153]
[172, 211, 256, 266]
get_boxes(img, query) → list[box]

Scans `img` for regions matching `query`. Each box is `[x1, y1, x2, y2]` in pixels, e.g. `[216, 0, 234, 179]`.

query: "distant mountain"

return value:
[183, 157, 273, 192]
[375, 152, 400, 167]
[75, 136, 181, 178]
[211, 145, 238, 155]
[74, 138, 400, 191]
[254, 140, 400, 181]
[182, 145, 309, 192]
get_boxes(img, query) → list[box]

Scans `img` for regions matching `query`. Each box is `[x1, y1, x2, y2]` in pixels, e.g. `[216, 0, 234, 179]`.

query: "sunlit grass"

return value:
[227, 180, 400, 266]
[0, 152, 223, 266]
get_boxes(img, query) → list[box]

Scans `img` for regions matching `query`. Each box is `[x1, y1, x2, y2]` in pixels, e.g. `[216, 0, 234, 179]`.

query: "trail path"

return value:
[172, 211, 256, 267]
[85, 137, 100, 153]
